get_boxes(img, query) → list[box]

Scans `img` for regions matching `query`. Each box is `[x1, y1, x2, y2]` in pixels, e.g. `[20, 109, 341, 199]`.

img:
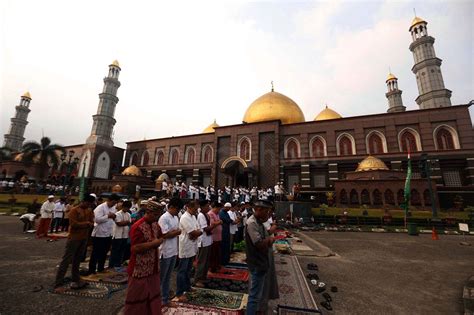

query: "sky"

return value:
[1, 0, 473, 149]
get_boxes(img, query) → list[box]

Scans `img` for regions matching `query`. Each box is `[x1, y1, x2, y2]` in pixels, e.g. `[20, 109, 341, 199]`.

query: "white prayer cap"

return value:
[48, 195, 55, 199]
[160, 201, 167, 206]
[224, 202, 232, 208]
[140, 200, 148, 205]
[90, 193, 97, 199]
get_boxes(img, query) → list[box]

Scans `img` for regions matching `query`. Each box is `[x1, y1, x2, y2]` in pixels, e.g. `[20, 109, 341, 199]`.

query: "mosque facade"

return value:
[123, 16, 474, 208]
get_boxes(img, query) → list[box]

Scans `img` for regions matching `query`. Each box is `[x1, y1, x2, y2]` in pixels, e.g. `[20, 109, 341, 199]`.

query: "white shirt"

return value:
[263, 216, 273, 231]
[112, 210, 131, 239]
[53, 202, 65, 219]
[178, 211, 200, 258]
[91, 202, 117, 237]
[20, 213, 36, 221]
[228, 210, 238, 235]
[162, 181, 168, 191]
[40, 201, 55, 219]
[197, 212, 212, 248]
[158, 211, 179, 258]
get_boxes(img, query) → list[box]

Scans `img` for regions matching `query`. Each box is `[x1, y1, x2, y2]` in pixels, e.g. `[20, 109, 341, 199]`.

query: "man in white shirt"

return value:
[20, 212, 39, 232]
[228, 204, 239, 252]
[274, 183, 283, 201]
[109, 200, 132, 268]
[161, 180, 169, 196]
[36, 195, 55, 238]
[194, 200, 220, 287]
[158, 198, 182, 306]
[50, 198, 66, 233]
[176, 200, 202, 302]
[87, 194, 119, 274]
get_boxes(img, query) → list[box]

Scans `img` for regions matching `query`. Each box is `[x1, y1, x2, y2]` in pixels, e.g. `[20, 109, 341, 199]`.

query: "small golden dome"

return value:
[156, 173, 169, 183]
[356, 156, 389, 172]
[386, 73, 397, 82]
[203, 119, 219, 133]
[314, 106, 342, 121]
[112, 184, 122, 193]
[410, 16, 426, 30]
[22, 91, 32, 99]
[243, 91, 305, 125]
[122, 165, 141, 176]
[111, 60, 120, 67]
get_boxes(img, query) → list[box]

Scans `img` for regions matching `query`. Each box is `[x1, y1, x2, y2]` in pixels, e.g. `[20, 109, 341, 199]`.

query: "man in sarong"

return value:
[124, 200, 165, 315]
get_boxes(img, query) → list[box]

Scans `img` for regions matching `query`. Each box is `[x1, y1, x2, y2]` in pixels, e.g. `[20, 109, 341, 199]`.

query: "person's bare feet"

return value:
[194, 281, 205, 288]
[176, 295, 188, 302]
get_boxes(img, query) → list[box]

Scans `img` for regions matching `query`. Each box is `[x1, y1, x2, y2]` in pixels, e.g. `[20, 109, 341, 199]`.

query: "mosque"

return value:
[2, 16, 473, 208]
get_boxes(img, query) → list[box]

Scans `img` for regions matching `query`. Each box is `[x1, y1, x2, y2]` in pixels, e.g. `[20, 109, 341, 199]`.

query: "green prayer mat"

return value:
[52, 282, 125, 299]
[179, 288, 247, 310]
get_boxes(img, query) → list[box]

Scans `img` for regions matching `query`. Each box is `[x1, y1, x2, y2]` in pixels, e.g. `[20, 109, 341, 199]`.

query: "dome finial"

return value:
[271, 81, 274, 92]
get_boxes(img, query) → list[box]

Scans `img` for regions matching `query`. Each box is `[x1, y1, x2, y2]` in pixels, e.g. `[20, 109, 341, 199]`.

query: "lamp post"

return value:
[79, 156, 87, 201]
[60, 150, 79, 196]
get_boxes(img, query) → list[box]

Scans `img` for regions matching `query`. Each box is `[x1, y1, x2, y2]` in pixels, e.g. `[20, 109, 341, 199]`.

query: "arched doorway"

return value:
[220, 156, 255, 187]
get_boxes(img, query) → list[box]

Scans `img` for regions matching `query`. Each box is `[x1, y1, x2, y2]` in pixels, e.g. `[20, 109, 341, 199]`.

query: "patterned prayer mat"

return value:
[204, 278, 248, 293]
[47, 232, 69, 239]
[277, 305, 322, 314]
[81, 270, 128, 284]
[269, 254, 318, 311]
[224, 262, 248, 270]
[163, 303, 243, 315]
[173, 288, 247, 310]
[52, 282, 125, 299]
[229, 252, 246, 264]
[208, 268, 249, 282]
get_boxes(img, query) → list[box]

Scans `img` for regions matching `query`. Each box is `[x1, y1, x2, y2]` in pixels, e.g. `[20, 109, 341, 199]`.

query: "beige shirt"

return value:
[40, 201, 55, 219]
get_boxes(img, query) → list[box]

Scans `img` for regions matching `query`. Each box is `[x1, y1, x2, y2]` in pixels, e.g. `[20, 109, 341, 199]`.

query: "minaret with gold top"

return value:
[409, 16, 451, 109]
[3, 92, 32, 151]
[385, 72, 405, 113]
[86, 60, 121, 147]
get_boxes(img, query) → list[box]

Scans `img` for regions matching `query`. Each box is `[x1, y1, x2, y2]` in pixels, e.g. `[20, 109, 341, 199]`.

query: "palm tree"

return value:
[0, 146, 13, 162]
[21, 137, 65, 177]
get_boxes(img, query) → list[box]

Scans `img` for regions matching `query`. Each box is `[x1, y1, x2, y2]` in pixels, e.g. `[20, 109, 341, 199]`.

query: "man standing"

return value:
[124, 200, 165, 314]
[109, 200, 132, 269]
[228, 204, 239, 252]
[36, 195, 55, 238]
[176, 200, 202, 302]
[194, 200, 220, 287]
[245, 200, 279, 315]
[54, 194, 95, 291]
[208, 202, 223, 272]
[88, 193, 119, 274]
[51, 198, 66, 233]
[158, 198, 182, 306]
[219, 202, 233, 265]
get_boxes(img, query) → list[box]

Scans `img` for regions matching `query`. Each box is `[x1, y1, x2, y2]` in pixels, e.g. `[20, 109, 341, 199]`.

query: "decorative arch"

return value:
[349, 189, 359, 205]
[373, 189, 382, 205]
[237, 137, 251, 161]
[384, 189, 395, 205]
[365, 130, 388, 154]
[340, 189, 348, 204]
[94, 151, 110, 179]
[141, 151, 150, 166]
[398, 127, 422, 152]
[202, 145, 213, 163]
[411, 189, 421, 206]
[433, 124, 460, 150]
[169, 148, 179, 165]
[184, 146, 196, 164]
[80, 150, 92, 178]
[129, 151, 138, 166]
[336, 133, 356, 156]
[284, 137, 301, 159]
[221, 156, 248, 169]
[155, 149, 165, 165]
[397, 189, 405, 205]
[309, 135, 327, 157]
[423, 189, 432, 206]
[361, 189, 370, 204]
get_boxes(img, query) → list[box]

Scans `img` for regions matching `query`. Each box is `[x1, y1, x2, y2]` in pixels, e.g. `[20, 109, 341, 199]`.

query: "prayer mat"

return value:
[204, 278, 248, 293]
[47, 231, 69, 239]
[52, 282, 125, 299]
[81, 270, 128, 284]
[277, 305, 322, 314]
[208, 267, 249, 282]
[224, 262, 248, 270]
[173, 288, 247, 310]
[163, 303, 242, 315]
[269, 255, 318, 310]
[229, 252, 246, 264]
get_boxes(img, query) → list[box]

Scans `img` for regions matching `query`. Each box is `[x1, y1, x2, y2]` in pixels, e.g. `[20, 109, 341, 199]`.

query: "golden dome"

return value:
[356, 156, 389, 172]
[314, 106, 342, 121]
[111, 60, 120, 67]
[122, 165, 141, 176]
[203, 119, 219, 133]
[22, 91, 32, 99]
[156, 173, 169, 183]
[243, 91, 305, 125]
[410, 16, 426, 29]
[14, 153, 40, 163]
[112, 184, 122, 193]
[386, 73, 397, 82]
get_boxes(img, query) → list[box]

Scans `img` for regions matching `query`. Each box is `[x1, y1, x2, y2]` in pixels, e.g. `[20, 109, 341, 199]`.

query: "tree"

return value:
[0, 146, 13, 162]
[21, 137, 64, 177]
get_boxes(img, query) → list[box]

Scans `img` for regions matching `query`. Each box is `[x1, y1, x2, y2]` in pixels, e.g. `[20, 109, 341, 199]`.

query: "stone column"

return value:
[300, 164, 310, 188]
[192, 168, 200, 185]
[328, 163, 338, 185]
[176, 169, 183, 182]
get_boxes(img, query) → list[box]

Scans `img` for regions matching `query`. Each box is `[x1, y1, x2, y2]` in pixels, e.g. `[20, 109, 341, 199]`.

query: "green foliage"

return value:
[234, 241, 246, 252]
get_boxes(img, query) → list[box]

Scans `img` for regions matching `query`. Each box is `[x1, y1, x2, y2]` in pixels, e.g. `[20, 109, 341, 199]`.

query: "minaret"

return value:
[385, 72, 406, 113]
[86, 60, 121, 147]
[3, 92, 32, 151]
[409, 16, 452, 109]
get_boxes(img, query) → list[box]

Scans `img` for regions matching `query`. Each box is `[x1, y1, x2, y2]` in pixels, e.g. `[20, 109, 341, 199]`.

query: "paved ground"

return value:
[298, 231, 473, 315]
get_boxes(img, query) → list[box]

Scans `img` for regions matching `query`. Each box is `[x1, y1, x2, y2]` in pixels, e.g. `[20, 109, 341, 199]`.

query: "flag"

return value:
[403, 152, 412, 209]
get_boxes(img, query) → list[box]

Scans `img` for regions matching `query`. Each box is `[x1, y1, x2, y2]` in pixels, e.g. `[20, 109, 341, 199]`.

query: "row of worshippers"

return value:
[51, 192, 279, 314]
[32, 195, 77, 237]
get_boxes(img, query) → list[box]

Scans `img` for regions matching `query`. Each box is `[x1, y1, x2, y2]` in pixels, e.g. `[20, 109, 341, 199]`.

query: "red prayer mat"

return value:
[163, 303, 243, 315]
[207, 267, 249, 282]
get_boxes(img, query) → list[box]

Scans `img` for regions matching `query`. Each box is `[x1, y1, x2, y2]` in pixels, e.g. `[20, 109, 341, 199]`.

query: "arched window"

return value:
[411, 189, 421, 206]
[338, 135, 354, 156]
[156, 150, 164, 165]
[350, 189, 359, 205]
[141, 151, 149, 166]
[366, 131, 387, 154]
[285, 138, 300, 158]
[170, 149, 179, 165]
[398, 128, 421, 152]
[185, 147, 195, 164]
[373, 189, 382, 205]
[361, 189, 370, 204]
[423, 189, 432, 206]
[202, 145, 213, 163]
[384, 189, 395, 205]
[340, 189, 348, 204]
[397, 189, 405, 205]
[310, 136, 326, 157]
[435, 127, 457, 150]
[129, 152, 138, 166]
[238, 137, 251, 161]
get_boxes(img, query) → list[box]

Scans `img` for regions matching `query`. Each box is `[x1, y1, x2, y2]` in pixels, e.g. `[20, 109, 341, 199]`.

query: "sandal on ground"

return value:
[306, 273, 319, 280]
[307, 263, 318, 271]
[315, 287, 326, 293]
[322, 292, 332, 302]
[321, 301, 332, 311]
[331, 286, 338, 293]
[32, 285, 43, 292]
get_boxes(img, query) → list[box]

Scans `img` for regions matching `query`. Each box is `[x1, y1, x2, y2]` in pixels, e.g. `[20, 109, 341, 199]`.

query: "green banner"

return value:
[403, 154, 412, 215]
